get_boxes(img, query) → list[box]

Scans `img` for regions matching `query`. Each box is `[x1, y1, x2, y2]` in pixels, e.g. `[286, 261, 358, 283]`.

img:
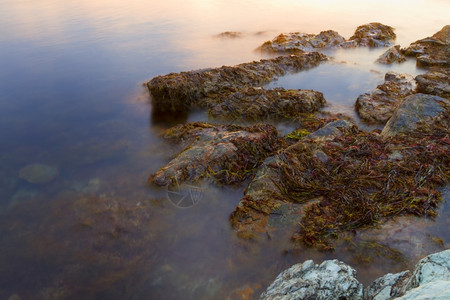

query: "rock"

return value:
[257, 30, 346, 53]
[216, 31, 242, 39]
[381, 93, 449, 137]
[355, 72, 417, 124]
[208, 87, 325, 121]
[415, 70, 450, 99]
[18, 163, 59, 184]
[147, 53, 327, 112]
[376, 45, 406, 64]
[305, 119, 355, 141]
[366, 250, 450, 300]
[404, 25, 449, 67]
[260, 259, 363, 300]
[148, 123, 281, 186]
[349, 22, 396, 47]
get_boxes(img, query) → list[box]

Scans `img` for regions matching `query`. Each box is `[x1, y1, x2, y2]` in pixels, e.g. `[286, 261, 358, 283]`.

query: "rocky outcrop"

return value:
[403, 25, 450, 67]
[376, 45, 406, 64]
[349, 22, 396, 47]
[260, 259, 363, 300]
[381, 93, 449, 138]
[257, 30, 346, 53]
[262, 250, 450, 300]
[366, 249, 450, 299]
[355, 72, 417, 124]
[147, 53, 327, 112]
[148, 123, 281, 186]
[415, 70, 450, 99]
[208, 87, 325, 121]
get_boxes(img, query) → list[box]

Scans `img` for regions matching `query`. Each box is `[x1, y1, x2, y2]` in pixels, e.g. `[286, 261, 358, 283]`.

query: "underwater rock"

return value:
[147, 52, 327, 112]
[349, 22, 396, 47]
[18, 163, 59, 184]
[404, 25, 450, 67]
[355, 72, 417, 124]
[257, 30, 346, 53]
[376, 45, 406, 64]
[208, 87, 325, 121]
[149, 122, 281, 186]
[415, 70, 450, 99]
[366, 250, 450, 300]
[260, 259, 363, 300]
[381, 93, 449, 138]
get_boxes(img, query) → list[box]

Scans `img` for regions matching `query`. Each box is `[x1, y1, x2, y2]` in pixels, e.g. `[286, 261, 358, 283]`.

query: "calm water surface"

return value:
[1, 0, 449, 299]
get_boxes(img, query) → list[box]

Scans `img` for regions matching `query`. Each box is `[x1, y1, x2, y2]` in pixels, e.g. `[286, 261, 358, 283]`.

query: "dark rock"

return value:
[349, 22, 396, 47]
[404, 25, 450, 67]
[208, 87, 325, 121]
[376, 45, 406, 64]
[381, 93, 449, 138]
[415, 70, 450, 99]
[147, 53, 327, 112]
[355, 72, 417, 124]
[257, 30, 345, 54]
[260, 259, 363, 300]
[149, 123, 281, 186]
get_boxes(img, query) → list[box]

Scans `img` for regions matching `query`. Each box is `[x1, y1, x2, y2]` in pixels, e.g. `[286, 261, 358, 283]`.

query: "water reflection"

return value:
[0, 0, 449, 299]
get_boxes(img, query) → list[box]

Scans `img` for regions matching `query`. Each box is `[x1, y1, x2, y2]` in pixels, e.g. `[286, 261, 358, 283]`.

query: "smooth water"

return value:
[1, 0, 449, 299]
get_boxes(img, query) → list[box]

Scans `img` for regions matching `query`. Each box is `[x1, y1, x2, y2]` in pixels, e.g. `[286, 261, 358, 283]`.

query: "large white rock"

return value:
[260, 259, 363, 300]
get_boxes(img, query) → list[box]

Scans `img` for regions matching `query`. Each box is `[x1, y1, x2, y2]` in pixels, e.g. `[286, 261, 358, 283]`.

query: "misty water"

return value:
[0, 0, 449, 299]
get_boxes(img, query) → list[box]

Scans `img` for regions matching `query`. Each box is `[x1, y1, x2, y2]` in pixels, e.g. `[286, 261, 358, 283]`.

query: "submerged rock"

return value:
[149, 123, 281, 186]
[18, 163, 59, 184]
[355, 72, 417, 124]
[415, 70, 450, 99]
[349, 22, 396, 47]
[404, 25, 449, 67]
[376, 45, 406, 64]
[208, 87, 325, 121]
[216, 31, 242, 39]
[381, 93, 449, 138]
[147, 53, 327, 112]
[257, 30, 346, 53]
[260, 259, 363, 300]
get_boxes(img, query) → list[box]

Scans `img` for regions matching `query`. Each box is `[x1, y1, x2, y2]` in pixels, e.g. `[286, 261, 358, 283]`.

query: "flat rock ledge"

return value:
[261, 249, 450, 300]
[147, 52, 327, 112]
[355, 72, 417, 124]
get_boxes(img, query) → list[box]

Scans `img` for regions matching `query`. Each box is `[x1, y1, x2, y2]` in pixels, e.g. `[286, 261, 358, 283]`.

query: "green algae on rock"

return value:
[355, 72, 417, 124]
[149, 122, 283, 187]
[208, 87, 325, 121]
[147, 52, 327, 112]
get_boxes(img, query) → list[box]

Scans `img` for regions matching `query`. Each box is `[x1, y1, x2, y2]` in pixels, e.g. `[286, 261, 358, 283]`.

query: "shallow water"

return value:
[0, 0, 449, 299]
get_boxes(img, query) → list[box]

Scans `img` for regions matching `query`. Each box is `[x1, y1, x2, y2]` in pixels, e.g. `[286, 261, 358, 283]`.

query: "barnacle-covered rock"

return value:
[208, 87, 325, 121]
[376, 45, 406, 64]
[257, 30, 345, 54]
[355, 72, 417, 124]
[415, 69, 450, 99]
[349, 22, 396, 47]
[404, 25, 450, 67]
[147, 53, 327, 112]
[148, 122, 282, 187]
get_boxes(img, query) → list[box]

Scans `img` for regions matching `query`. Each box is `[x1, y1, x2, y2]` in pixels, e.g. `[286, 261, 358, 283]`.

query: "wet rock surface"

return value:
[415, 69, 450, 99]
[404, 25, 449, 67]
[149, 123, 281, 187]
[257, 30, 345, 53]
[349, 22, 396, 47]
[208, 87, 325, 121]
[376, 45, 406, 64]
[260, 259, 363, 300]
[381, 93, 449, 138]
[262, 250, 450, 300]
[355, 72, 417, 124]
[18, 163, 59, 184]
[147, 52, 327, 112]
